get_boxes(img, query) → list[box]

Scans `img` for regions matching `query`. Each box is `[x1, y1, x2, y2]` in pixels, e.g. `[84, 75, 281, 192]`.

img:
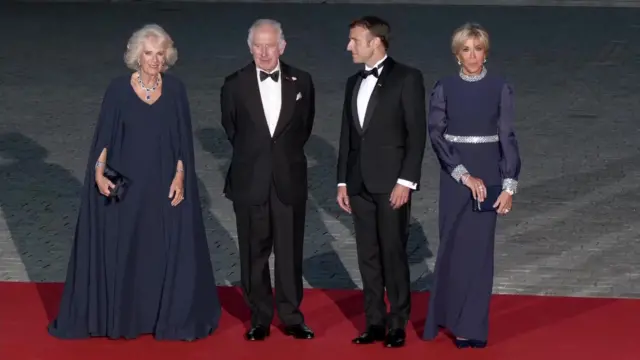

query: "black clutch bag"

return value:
[101, 165, 129, 203]
[472, 185, 502, 212]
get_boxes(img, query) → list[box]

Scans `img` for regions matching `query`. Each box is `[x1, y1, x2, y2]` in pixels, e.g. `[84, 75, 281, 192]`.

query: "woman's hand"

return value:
[95, 173, 115, 197]
[493, 191, 513, 215]
[169, 175, 184, 206]
[462, 174, 486, 202]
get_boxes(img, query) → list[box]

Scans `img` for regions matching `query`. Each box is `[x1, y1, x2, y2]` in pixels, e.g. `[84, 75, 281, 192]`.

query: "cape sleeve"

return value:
[174, 78, 203, 211]
[84, 79, 119, 196]
[60, 78, 122, 306]
[156, 77, 221, 333]
[87, 79, 120, 175]
[172, 76, 216, 282]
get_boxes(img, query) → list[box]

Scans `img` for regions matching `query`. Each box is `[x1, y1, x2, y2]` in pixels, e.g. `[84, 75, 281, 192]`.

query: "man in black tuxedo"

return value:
[220, 18, 315, 341]
[336, 16, 427, 348]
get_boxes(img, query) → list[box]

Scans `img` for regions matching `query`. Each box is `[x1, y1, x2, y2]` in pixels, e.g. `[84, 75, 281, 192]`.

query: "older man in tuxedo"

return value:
[336, 16, 427, 348]
[220, 18, 315, 341]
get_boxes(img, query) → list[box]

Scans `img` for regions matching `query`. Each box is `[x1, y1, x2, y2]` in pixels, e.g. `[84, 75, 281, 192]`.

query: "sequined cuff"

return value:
[451, 165, 469, 183]
[502, 178, 518, 194]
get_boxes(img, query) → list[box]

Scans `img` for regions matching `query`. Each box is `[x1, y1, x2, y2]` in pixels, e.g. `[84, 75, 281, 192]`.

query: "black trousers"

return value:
[233, 183, 306, 327]
[350, 186, 411, 329]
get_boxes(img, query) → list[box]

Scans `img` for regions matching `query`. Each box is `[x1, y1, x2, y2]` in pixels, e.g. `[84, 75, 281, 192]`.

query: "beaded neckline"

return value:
[459, 67, 487, 82]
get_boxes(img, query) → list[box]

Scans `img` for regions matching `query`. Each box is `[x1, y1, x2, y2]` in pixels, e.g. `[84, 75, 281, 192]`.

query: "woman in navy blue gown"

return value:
[423, 23, 521, 348]
[48, 24, 221, 340]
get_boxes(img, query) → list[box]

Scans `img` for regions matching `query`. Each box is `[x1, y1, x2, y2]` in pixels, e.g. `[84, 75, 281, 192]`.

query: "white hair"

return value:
[124, 24, 178, 71]
[247, 19, 285, 49]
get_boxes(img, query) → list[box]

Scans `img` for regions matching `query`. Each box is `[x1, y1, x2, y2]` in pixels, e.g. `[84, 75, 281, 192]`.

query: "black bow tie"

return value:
[260, 70, 280, 82]
[361, 67, 379, 78]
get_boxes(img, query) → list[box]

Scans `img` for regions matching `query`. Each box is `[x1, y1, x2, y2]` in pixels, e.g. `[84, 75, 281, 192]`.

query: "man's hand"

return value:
[336, 186, 351, 214]
[389, 184, 411, 210]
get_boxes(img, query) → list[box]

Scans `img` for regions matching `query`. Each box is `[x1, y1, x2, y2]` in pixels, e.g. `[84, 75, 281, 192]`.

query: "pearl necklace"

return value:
[137, 73, 161, 101]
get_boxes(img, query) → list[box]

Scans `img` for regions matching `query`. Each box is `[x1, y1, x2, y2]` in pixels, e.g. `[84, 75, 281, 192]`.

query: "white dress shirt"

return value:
[338, 55, 417, 190]
[256, 63, 282, 137]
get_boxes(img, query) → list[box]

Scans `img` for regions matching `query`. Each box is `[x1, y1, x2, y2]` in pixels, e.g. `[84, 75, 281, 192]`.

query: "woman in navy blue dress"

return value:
[423, 23, 521, 348]
[48, 24, 221, 341]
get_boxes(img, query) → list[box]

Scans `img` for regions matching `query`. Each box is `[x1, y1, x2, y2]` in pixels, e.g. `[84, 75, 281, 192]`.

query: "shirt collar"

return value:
[256, 61, 281, 75]
[365, 55, 388, 71]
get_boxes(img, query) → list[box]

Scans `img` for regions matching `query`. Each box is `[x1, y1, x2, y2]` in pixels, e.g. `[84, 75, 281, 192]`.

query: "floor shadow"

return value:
[302, 134, 366, 332]
[407, 219, 434, 290]
[0, 132, 82, 321]
[196, 175, 248, 325]
[405, 219, 434, 338]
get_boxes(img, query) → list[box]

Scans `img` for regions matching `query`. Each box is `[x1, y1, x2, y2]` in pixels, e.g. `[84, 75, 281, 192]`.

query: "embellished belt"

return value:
[444, 134, 499, 143]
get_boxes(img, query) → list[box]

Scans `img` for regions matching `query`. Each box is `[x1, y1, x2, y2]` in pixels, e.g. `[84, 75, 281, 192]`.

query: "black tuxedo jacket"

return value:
[337, 57, 427, 195]
[220, 61, 315, 205]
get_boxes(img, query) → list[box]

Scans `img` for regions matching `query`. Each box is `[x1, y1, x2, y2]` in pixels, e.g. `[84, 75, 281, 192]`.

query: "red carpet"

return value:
[0, 282, 637, 360]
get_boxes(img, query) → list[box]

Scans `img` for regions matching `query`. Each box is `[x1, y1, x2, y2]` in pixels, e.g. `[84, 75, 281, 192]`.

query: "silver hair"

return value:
[247, 19, 285, 49]
[124, 24, 178, 71]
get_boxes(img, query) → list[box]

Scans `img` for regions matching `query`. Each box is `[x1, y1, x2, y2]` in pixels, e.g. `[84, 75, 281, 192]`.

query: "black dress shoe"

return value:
[384, 328, 406, 348]
[352, 326, 386, 344]
[245, 325, 270, 341]
[454, 338, 487, 349]
[284, 324, 315, 339]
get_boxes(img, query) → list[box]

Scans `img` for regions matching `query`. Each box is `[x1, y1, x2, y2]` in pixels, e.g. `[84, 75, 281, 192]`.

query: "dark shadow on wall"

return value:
[0, 132, 82, 320]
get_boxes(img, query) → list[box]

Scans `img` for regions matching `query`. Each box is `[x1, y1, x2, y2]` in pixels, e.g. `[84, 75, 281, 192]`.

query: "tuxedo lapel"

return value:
[272, 63, 296, 139]
[362, 57, 395, 133]
[241, 65, 271, 135]
[350, 75, 363, 134]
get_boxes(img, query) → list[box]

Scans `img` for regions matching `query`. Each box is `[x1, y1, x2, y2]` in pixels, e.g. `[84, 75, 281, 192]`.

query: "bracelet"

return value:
[176, 168, 184, 173]
[95, 160, 105, 169]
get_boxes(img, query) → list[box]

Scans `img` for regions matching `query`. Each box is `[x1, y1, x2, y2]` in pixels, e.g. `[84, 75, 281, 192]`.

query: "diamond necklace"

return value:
[137, 73, 161, 101]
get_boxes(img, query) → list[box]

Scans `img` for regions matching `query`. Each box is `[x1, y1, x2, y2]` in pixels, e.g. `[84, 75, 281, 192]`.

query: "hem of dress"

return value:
[423, 323, 488, 343]
[47, 321, 219, 342]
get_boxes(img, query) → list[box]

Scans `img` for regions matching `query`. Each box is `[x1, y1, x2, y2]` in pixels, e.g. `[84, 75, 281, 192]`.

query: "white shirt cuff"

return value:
[338, 180, 416, 189]
[396, 179, 417, 190]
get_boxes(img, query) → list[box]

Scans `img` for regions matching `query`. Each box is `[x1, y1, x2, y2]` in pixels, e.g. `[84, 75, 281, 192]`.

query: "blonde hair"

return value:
[124, 24, 178, 71]
[451, 22, 490, 56]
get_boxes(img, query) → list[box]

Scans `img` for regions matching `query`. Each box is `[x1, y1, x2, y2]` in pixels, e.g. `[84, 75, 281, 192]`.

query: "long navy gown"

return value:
[48, 74, 221, 340]
[423, 68, 521, 342]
